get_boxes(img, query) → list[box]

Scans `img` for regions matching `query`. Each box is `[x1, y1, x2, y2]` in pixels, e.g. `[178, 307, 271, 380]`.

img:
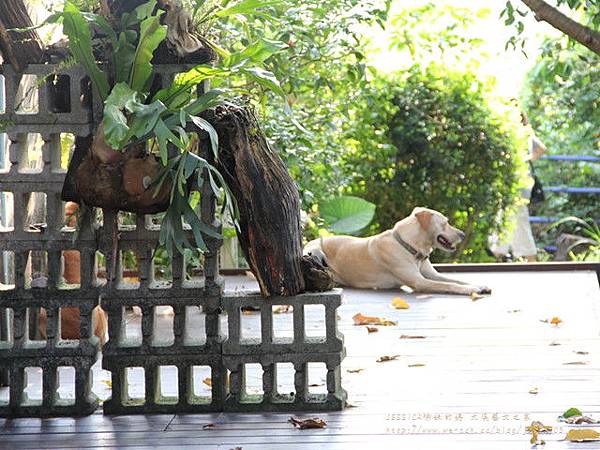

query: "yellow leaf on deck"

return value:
[565, 429, 600, 442]
[550, 316, 563, 326]
[203, 377, 212, 387]
[391, 297, 410, 309]
[101, 379, 112, 388]
[470, 292, 483, 301]
[408, 363, 425, 368]
[376, 355, 400, 363]
[352, 313, 396, 326]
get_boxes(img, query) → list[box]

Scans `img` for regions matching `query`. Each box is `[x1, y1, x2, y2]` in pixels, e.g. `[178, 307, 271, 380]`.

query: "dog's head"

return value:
[411, 207, 465, 252]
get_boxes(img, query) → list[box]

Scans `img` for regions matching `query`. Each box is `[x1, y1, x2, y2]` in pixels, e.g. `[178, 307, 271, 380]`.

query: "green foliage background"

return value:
[522, 41, 600, 249]
[341, 65, 525, 261]
[212, 1, 527, 261]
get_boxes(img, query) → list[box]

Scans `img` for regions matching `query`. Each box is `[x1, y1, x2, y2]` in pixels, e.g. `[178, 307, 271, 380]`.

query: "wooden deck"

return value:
[1, 270, 600, 449]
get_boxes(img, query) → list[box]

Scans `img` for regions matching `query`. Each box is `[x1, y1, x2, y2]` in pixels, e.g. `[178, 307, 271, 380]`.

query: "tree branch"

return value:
[0, 0, 44, 71]
[521, 0, 600, 56]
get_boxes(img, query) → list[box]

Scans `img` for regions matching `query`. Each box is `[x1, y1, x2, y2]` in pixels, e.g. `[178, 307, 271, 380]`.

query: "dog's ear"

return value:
[414, 209, 433, 231]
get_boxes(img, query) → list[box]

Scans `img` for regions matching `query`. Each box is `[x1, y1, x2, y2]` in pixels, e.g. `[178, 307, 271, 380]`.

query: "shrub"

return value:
[341, 65, 526, 262]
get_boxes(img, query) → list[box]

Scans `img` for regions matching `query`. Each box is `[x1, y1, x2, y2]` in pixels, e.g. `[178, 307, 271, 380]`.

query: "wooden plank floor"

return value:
[1, 270, 599, 449]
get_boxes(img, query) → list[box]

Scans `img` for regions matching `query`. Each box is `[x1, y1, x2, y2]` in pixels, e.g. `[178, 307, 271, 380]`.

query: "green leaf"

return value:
[563, 408, 583, 418]
[81, 12, 117, 48]
[226, 38, 288, 66]
[152, 66, 230, 108]
[320, 196, 376, 234]
[129, 15, 167, 93]
[134, 0, 158, 20]
[183, 89, 226, 116]
[62, 1, 110, 101]
[182, 201, 206, 250]
[239, 67, 285, 97]
[183, 152, 204, 179]
[127, 100, 167, 140]
[154, 119, 185, 165]
[114, 32, 137, 84]
[103, 104, 129, 149]
[7, 12, 62, 33]
[102, 83, 166, 149]
[215, 0, 281, 18]
[189, 115, 219, 159]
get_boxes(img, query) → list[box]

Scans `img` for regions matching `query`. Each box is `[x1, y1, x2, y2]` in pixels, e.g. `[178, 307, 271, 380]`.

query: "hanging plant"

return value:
[23, 0, 289, 257]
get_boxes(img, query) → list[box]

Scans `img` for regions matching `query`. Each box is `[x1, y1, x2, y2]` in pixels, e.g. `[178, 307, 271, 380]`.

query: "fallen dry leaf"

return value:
[527, 421, 553, 445]
[101, 379, 112, 388]
[309, 383, 324, 387]
[562, 416, 600, 425]
[526, 421, 553, 433]
[203, 377, 212, 387]
[574, 350, 589, 355]
[540, 316, 563, 325]
[470, 292, 483, 301]
[376, 355, 400, 363]
[273, 305, 292, 314]
[549, 341, 561, 346]
[529, 387, 539, 395]
[565, 429, 600, 442]
[366, 326, 379, 333]
[399, 335, 426, 339]
[352, 313, 396, 326]
[391, 297, 410, 309]
[408, 363, 425, 368]
[563, 361, 589, 365]
[346, 368, 364, 374]
[288, 417, 327, 429]
[507, 309, 521, 313]
[550, 316, 563, 326]
[202, 423, 216, 430]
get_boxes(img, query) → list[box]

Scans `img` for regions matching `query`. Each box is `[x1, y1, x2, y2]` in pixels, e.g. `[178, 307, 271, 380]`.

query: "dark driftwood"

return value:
[0, 0, 44, 71]
[301, 255, 336, 292]
[204, 105, 307, 297]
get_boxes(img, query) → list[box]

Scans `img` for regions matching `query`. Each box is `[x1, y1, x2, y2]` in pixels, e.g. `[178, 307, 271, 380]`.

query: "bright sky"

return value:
[367, 0, 559, 99]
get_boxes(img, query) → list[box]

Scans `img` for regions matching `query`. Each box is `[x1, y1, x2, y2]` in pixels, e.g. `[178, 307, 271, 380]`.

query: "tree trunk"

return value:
[0, 0, 44, 71]
[521, 0, 600, 56]
[203, 105, 307, 297]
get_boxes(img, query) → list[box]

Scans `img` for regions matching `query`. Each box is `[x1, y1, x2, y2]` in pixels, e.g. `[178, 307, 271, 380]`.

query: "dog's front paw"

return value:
[477, 286, 492, 295]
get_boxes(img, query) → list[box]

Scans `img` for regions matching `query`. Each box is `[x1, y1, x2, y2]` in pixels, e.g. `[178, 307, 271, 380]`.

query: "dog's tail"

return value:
[303, 237, 329, 268]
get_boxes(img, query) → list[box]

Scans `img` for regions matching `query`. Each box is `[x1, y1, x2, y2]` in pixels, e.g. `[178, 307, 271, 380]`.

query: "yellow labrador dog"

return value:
[304, 207, 491, 295]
